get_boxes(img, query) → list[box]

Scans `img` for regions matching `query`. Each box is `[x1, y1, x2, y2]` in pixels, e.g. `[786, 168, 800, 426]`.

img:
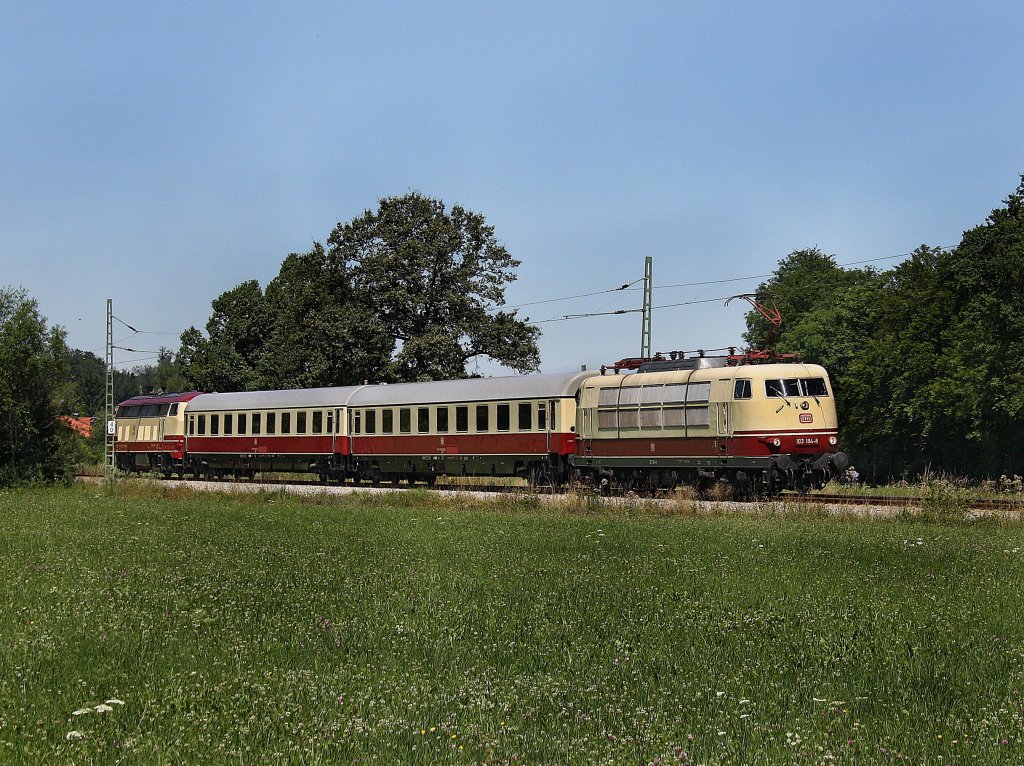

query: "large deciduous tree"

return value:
[180, 193, 540, 391]
[329, 193, 539, 381]
[0, 287, 74, 485]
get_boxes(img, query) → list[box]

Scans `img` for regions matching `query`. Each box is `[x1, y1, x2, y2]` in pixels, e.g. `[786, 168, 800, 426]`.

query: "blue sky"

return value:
[2, 1, 1022, 374]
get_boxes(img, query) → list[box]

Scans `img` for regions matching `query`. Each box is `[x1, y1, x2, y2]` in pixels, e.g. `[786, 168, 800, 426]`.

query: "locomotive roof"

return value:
[116, 391, 204, 407]
[347, 371, 599, 407]
[584, 361, 829, 386]
[187, 386, 367, 412]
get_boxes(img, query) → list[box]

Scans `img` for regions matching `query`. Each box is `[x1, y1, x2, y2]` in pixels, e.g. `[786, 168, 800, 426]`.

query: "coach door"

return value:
[329, 408, 340, 453]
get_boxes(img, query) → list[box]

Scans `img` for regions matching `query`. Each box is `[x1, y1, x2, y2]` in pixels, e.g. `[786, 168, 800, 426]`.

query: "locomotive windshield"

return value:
[765, 378, 829, 398]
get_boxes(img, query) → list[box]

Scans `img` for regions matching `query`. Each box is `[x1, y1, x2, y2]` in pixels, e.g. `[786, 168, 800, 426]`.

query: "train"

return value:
[114, 352, 849, 496]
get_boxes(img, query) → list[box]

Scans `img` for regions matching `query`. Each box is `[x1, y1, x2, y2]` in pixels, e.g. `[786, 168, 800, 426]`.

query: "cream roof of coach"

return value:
[348, 371, 599, 407]
[186, 371, 600, 413]
[187, 386, 367, 412]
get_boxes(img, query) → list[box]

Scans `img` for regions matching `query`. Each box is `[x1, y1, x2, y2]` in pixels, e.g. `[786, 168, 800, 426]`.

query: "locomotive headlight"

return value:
[772, 438, 781, 447]
[828, 436, 837, 446]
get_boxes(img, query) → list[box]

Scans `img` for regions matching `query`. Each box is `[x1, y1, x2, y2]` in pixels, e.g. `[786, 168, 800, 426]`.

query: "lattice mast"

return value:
[640, 256, 653, 358]
[104, 298, 115, 485]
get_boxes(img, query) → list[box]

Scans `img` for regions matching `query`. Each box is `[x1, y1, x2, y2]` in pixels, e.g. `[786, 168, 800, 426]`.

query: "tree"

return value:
[0, 287, 74, 485]
[743, 248, 874, 351]
[180, 193, 540, 390]
[67, 348, 106, 413]
[178, 280, 274, 392]
[329, 193, 540, 381]
[256, 244, 393, 389]
[930, 175, 1024, 475]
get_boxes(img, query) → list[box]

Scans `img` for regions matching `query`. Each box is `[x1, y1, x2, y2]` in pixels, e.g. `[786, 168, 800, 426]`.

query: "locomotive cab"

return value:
[729, 363, 849, 491]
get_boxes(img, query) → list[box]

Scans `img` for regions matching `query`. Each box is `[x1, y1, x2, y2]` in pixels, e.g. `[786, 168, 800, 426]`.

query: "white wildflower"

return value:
[72, 708, 91, 716]
[104, 698, 125, 706]
[66, 730, 85, 741]
[94, 704, 114, 713]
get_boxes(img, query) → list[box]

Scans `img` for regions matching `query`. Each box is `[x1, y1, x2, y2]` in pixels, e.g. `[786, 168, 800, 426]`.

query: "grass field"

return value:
[2, 486, 1024, 764]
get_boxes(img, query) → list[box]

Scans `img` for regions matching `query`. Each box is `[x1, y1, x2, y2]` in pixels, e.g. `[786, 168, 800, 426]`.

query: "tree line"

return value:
[744, 176, 1024, 482]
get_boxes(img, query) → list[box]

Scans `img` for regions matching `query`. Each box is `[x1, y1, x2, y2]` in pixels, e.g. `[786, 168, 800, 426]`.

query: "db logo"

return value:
[799, 413, 814, 424]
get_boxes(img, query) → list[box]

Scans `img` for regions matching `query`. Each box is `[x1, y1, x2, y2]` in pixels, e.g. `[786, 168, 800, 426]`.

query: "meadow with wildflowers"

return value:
[2, 485, 1024, 764]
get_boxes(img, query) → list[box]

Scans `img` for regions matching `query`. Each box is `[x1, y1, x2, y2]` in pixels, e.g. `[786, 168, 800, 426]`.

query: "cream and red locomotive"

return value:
[115, 353, 848, 495]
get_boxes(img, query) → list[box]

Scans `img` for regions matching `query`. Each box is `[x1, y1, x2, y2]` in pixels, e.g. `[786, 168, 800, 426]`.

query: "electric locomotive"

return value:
[573, 354, 848, 495]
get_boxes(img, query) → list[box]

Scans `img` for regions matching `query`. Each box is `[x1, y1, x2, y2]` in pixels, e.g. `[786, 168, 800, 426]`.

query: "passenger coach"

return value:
[346, 371, 597, 484]
[184, 386, 363, 480]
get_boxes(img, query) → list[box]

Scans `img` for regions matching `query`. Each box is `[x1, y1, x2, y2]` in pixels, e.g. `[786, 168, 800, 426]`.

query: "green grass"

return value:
[2, 486, 1024, 764]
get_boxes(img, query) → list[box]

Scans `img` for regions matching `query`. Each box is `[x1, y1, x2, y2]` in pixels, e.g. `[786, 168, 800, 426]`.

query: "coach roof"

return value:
[348, 371, 599, 407]
[184, 372, 599, 413]
[187, 386, 367, 412]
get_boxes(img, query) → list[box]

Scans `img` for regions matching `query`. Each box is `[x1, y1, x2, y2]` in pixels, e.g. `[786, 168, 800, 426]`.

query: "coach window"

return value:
[238, 413, 247, 435]
[734, 379, 752, 400]
[188, 416, 194, 435]
[537, 402, 546, 430]
[476, 404, 489, 432]
[437, 406, 450, 433]
[197, 414, 206, 435]
[382, 409, 394, 434]
[417, 407, 429, 433]
[518, 402, 532, 431]
[297, 411, 307, 434]
[399, 408, 411, 434]
[365, 409, 376, 434]
[496, 403, 510, 431]
[211, 414, 220, 436]
[281, 412, 291, 435]
[456, 406, 468, 433]
[252, 413, 262, 435]
[549, 400, 557, 430]
[312, 411, 323, 434]
[224, 413, 233, 435]
[266, 412, 276, 435]
[352, 410, 360, 435]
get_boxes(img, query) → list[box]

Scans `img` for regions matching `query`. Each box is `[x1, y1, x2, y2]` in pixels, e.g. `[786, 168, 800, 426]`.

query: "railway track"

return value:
[78, 474, 1024, 512]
